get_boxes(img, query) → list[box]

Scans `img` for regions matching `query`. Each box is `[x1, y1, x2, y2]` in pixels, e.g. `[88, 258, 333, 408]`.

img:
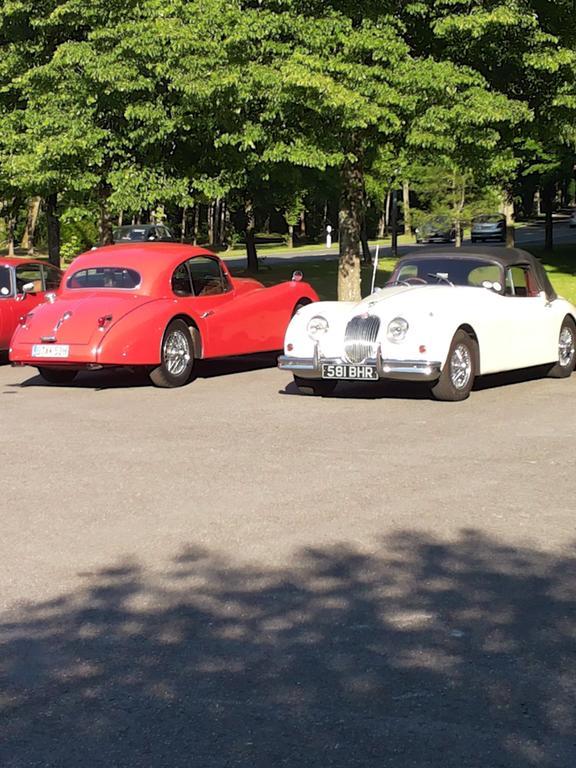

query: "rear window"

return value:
[67, 267, 141, 290]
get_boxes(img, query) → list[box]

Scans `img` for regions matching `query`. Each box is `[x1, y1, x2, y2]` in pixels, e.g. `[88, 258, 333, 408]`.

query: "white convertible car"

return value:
[278, 248, 576, 401]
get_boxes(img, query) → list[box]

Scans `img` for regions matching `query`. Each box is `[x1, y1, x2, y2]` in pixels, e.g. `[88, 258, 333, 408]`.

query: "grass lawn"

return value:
[230, 245, 576, 303]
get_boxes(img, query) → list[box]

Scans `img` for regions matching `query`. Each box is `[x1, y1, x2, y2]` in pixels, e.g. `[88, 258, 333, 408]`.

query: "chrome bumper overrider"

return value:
[278, 343, 441, 382]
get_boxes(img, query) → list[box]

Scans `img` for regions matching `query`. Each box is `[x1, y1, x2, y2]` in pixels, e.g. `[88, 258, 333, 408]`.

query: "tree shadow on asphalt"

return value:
[2, 531, 575, 767]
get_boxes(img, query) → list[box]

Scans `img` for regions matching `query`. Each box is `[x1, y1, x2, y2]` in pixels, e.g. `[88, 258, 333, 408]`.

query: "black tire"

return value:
[37, 367, 78, 385]
[149, 319, 195, 388]
[547, 316, 576, 379]
[430, 330, 477, 402]
[293, 375, 337, 397]
[471, 237, 477, 243]
[292, 299, 310, 317]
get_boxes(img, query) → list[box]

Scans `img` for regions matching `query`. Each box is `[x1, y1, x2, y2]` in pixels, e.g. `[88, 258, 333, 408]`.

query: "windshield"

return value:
[0, 266, 12, 297]
[473, 214, 503, 224]
[387, 258, 503, 288]
[67, 267, 141, 290]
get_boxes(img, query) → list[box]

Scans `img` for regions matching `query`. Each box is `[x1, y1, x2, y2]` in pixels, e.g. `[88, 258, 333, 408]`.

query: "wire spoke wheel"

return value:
[558, 325, 575, 368]
[164, 329, 191, 376]
[449, 344, 472, 390]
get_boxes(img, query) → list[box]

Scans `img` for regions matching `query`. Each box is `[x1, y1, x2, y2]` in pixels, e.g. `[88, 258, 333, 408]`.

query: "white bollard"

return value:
[326, 225, 332, 249]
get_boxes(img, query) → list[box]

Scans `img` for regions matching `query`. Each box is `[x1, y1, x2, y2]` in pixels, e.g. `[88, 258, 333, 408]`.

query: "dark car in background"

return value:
[113, 224, 175, 243]
[471, 214, 505, 243]
[415, 217, 457, 244]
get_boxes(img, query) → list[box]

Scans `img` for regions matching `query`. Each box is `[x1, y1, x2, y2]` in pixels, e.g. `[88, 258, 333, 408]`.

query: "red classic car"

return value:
[1, 258, 63, 353]
[9, 244, 319, 387]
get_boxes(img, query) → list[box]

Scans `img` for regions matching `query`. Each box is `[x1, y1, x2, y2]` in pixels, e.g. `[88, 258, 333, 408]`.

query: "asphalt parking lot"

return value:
[2, 358, 576, 767]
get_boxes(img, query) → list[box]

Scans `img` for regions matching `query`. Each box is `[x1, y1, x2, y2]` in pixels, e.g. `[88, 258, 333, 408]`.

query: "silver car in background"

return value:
[471, 214, 506, 243]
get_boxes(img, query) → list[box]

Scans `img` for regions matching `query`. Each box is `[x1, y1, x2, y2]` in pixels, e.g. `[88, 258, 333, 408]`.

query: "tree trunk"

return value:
[299, 209, 306, 240]
[360, 211, 371, 264]
[390, 189, 399, 257]
[288, 223, 294, 249]
[117, 211, 124, 227]
[21, 197, 41, 254]
[98, 183, 114, 246]
[220, 199, 227, 245]
[45, 193, 61, 267]
[7, 214, 16, 257]
[402, 180, 412, 238]
[192, 205, 199, 245]
[245, 200, 258, 273]
[181, 206, 187, 243]
[542, 183, 554, 251]
[502, 193, 515, 248]
[377, 212, 385, 240]
[385, 190, 391, 236]
[208, 201, 215, 244]
[338, 157, 363, 301]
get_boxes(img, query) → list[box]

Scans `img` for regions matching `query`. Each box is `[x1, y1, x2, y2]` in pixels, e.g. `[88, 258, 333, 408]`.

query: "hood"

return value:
[16, 293, 156, 345]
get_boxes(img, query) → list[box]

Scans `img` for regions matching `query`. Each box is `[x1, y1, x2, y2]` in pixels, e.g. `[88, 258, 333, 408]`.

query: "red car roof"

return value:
[62, 243, 224, 295]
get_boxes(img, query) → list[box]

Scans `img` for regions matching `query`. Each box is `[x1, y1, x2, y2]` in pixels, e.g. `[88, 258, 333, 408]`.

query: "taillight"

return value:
[97, 315, 113, 329]
[19, 312, 33, 327]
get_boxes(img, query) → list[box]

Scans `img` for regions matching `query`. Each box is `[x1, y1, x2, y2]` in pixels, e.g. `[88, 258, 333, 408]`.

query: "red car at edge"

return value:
[9, 243, 319, 387]
[1, 258, 63, 353]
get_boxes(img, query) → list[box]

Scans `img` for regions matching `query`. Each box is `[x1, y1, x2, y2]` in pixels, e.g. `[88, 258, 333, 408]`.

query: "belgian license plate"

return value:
[322, 363, 378, 381]
[31, 344, 70, 359]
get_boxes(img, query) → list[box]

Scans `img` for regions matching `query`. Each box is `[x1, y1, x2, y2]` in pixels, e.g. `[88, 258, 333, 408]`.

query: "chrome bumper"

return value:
[278, 344, 441, 382]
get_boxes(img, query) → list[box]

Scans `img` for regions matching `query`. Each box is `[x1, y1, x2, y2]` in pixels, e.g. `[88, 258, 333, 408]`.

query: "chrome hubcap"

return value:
[164, 330, 191, 377]
[559, 326, 575, 368]
[450, 344, 472, 389]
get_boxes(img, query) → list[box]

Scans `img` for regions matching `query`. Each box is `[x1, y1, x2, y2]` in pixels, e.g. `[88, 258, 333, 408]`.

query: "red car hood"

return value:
[15, 293, 157, 346]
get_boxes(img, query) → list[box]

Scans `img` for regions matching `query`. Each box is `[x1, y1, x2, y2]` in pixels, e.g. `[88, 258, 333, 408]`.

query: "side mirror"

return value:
[15, 282, 35, 301]
[291, 270, 303, 282]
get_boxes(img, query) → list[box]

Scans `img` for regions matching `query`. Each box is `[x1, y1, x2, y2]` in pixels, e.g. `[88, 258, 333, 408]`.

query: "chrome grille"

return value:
[344, 315, 381, 363]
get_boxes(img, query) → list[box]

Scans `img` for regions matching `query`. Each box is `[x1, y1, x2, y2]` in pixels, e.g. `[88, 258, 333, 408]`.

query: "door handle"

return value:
[201, 310, 214, 319]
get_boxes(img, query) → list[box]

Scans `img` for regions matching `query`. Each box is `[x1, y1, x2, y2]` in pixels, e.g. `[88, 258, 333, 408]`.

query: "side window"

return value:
[15, 264, 43, 294]
[171, 262, 193, 296]
[43, 266, 62, 290]
[505, 266, 535, 297]
[0, 266, 12, 297]
[468, 265, 501, 287]
[187, 257, 226, 296]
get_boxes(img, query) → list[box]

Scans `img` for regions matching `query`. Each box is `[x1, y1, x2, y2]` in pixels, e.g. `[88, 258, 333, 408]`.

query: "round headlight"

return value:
[387, 317, 409, 343]
[307, 315, 329, 339]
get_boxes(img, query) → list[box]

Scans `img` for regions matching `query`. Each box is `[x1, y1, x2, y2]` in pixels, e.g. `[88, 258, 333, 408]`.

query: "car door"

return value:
[501, 265, 557, 368]
[0, 265, 16, 348]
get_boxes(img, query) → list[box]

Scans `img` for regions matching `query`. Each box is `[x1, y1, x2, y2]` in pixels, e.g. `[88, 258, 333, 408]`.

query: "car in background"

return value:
[112, 224, 175, 243]
[10, 244, 319, 388]
[569, 210, 576, 228]
[1, 258, 62, 353]
[414, 217, 457, 244]
[471, 214, 505, 243]
[278, 247, 576, 401]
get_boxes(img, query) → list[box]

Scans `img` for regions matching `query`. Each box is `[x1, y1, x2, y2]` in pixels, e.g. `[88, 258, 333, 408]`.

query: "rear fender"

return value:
[96, 300, 205, 365]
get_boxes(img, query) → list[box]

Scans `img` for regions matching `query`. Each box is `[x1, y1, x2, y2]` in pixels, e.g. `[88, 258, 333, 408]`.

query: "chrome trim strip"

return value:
[278, 349, 441, 382]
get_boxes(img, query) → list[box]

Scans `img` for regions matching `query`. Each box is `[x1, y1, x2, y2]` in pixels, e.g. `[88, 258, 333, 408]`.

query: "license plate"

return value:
[322, 364, 378, 381]
[32, 344, 70, 358]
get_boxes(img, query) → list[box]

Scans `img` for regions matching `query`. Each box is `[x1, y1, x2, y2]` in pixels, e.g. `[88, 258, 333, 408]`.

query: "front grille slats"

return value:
[344, 315, 381, 363]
